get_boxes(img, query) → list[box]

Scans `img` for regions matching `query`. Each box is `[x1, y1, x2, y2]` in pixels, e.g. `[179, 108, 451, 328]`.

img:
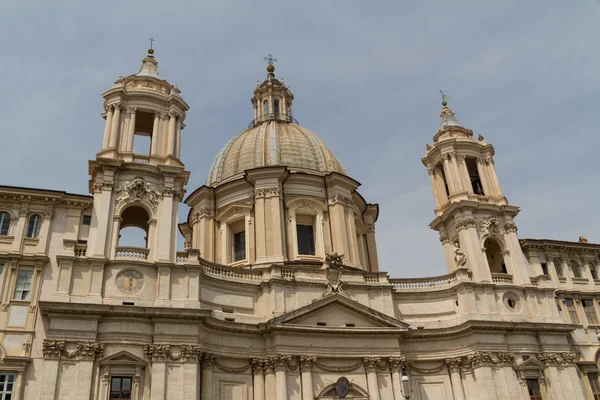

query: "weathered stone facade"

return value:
[0, 49, 597, 399]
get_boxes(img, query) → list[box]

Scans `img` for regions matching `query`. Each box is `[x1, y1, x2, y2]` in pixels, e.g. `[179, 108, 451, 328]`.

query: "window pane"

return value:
[122, 378, 132, 390]
[297, 224, 315, 255]
[13, 268, 34, 300]
[0, 212, 10, 235]
[0, 373, 16, 397]
[554, 260, 563, 277]
[233, 231, 246, 261]
[27, 215, 42, 238]
[82, 215, 92, 225]
[111, 377, 121, 391]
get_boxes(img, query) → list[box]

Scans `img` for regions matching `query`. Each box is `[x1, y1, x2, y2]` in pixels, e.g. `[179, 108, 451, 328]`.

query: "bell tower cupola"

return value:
[249, 54, 295, 127]
[97, 47, 189, 166]
[87, 45, 190, 266]
[422, 95, 530, 286]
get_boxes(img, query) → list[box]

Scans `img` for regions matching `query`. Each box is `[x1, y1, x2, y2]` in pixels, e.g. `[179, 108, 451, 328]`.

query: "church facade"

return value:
[0, 49, 598, 400]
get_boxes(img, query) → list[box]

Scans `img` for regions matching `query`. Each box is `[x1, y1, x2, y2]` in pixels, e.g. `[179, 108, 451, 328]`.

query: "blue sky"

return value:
[1, 1, 599, 277]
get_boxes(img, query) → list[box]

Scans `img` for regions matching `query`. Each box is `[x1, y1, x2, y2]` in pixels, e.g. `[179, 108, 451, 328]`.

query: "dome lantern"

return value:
[250, 54, 295, 127]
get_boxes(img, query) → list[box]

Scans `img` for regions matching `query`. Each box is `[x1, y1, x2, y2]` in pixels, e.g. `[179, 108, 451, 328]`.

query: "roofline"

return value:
[0, 185, 91, 199]
[520, 238, 600, 249]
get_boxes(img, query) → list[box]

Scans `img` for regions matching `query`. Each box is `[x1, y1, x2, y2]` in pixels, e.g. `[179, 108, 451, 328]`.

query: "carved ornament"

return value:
[439, 231, 450, 244]
[455, 218, 476, 231]
[116, 177, 162, 209]
[42, 339, 104, 360]
[445, 357, 463, 371]
[477, 217, 502, 237]
[466, 351, 493, 368]
[363, 357, 382, 372]
[324, 252, 346, 297]
[453, 242, 466, 267]
[299, 355, 317, 371]
[255, 186, 281, 199]
[192, 207, 213, 223]
[328, 193, 353, 206]
[537, 352, 577, 365]
[389, 356, 410, 372]
[504, 222, 518, 234]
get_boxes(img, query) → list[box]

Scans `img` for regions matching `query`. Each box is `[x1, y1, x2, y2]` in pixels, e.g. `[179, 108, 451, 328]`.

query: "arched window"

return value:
[263, 101, 269, 118]
[118, 206, 150, 248]
[570, 260, 583, 278]
[273, 99, 280, 119]
[553, 259, 564, 277]
[590, 263, 598, 280]
[0, 212, 11, 236]
[485, 238, 506, 274]
[26, 215, 42, 238]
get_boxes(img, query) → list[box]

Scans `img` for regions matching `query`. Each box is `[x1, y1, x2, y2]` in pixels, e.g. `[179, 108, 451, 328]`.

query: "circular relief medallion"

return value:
[335, 376, 350, 398]
[116, 269, 144, 294]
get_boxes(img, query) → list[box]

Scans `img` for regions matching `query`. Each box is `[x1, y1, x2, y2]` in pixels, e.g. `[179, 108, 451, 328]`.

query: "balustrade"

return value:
[491, 273, 513, 284]
[115, 246, 149, 260]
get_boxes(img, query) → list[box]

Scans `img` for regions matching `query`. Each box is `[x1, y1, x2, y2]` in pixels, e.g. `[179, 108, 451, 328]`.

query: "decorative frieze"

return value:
[254, 186, 281, 199]
[42, 340, 104, 360]
[445, 357, 463, 371]
[313, 359, 363, 373]
[93, 181, 114, 193]
[504, 222, 518, 234]
[455, 218, 477, 231]
[477, 217, 502, 237]
[115, 177, 162, 209]
[538, 352, 577, 365]
[389, 356, 410, 372]
[328, 193, 353, 206]
[144, 344, 202, 362]
[363, 357, 381, 372]
[466, 351, 493, 368]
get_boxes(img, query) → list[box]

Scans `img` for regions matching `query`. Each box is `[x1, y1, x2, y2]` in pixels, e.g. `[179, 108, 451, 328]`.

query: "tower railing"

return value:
[247, 113, 299, 129]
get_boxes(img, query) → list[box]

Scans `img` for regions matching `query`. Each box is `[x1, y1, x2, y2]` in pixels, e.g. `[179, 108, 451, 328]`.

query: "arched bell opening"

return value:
[116, 205, 152, 260]
[484, 237, 508, 274]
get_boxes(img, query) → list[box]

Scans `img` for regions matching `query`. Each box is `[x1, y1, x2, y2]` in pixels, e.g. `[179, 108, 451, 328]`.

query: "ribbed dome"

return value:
[207, 121, 348, 186]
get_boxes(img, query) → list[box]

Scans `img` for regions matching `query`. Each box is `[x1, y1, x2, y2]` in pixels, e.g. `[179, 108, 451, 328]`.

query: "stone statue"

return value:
[453, 242, 466, 267]
[324, 252, 346, 296]
[579, 236, 589, 244]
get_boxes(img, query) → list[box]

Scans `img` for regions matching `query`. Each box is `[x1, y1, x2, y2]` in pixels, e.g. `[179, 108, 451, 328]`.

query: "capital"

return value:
[299, 355, 317, 371]
[389, 356, 409, 372]
[363, 357, 381, 372]
[201, 353, 218, 368]
[445, 357, 462, 371]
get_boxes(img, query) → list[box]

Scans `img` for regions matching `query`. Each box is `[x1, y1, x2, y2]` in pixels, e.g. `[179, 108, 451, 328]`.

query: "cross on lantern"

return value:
[149, 37, 155, 49]
[263, 54, 277, 65]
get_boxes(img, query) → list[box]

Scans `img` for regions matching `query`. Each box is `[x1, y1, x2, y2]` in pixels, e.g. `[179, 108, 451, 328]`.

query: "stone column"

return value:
[201, 354, 216, 400]
[273, 355, 290, 400]
[365, 220, 379, 272]
[10, 204, 27, 252]
[109, 103, 122, 149]
[442, 154, 457, 194]
[158, 189, 174, 262]
[389, 357, 406, 400]
[364, 357, 381, 400]
[126, 107, 137, 153]
[36, 206, 54, 253]
[445, 358, 466, 400]
[102, 105, 114, 150]
[87, 262, 105, 303]
[328, 194, 352, 259]
[476, 158, 492, 196]
[581, 371, 595, 400]
[502, 220, 531, 285]
[14, 371, 24, 400]
[39, 358, 60, 400]
[151, 112, 160, 156]
[300, 356, 316, 400]
[253, 359, 266, 400]
[439, 231, 455, 273]
[150, 361, 166, 400]
[427, 168, 442, 207]
[90, 181, 114, 257]
[254, 189, 267, 263]
[264, 360, 276, 400]
[167, 111, 177, 157]
[486, 157, 503, 197]
[450, 153, 464, 192]
[455, 217, 492, 282]
[175, 118, 182, 159]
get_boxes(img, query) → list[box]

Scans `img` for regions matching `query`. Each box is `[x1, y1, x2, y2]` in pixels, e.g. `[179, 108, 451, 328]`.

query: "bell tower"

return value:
[87, 47, 190, 263]
[422, 96, 530, 285]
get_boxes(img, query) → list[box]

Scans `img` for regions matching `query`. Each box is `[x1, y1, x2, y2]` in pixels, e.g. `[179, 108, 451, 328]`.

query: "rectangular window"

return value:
[554, 260, 564, 277]
[0, 213, 10, 236]
[591, 264, 599, 280]
[564, 298, 580, 324]
[588, 373, 600, 400]
[297, 224, 315, 255]
[526, 378, 543, 400]
[82, 215, 92, 225]
[540, 262, 548, 275]
[572, 263, 583, 278]
[110, 376, 132, 400]
[233, 231, 246, 262]
[582, 299, 599, 325]
[465, 158, 485, 196]
[0, 373, 15, 399]
[13, 267, 34, 300]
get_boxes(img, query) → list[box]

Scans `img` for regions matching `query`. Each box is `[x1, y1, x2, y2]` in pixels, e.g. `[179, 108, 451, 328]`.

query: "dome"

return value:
[207, 120, 348, 186]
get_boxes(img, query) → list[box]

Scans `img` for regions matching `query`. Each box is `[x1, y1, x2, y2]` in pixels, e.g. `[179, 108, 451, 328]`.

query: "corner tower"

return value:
[422, 98, 529, 285]
[87, 47, 190, 263]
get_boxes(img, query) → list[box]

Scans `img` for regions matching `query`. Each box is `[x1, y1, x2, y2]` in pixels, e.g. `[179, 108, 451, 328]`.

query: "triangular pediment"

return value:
[515, 357, 546, 371]
[98, 350, 147, 366]
[266, 294, 408, 330]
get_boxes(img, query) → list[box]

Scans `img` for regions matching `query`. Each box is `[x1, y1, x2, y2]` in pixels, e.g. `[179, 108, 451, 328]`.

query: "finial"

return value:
[426, 144, 432, 151]
[148, 37, 155, 56]
[478, 134, 485, 142]
[439, 89, 450, 107]
[264, 54, 277, 74]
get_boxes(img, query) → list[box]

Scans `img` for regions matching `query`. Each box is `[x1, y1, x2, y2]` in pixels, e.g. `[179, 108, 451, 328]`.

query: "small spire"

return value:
[438, 90, 463, 129]
[136, 40, 160, 78]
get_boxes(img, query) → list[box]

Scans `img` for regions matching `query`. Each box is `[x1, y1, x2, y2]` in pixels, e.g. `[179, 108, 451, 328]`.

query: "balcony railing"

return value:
[133, 155, 150, 164]
[391, 273, 458, 290]
[491, 273, 513, 284]
[247, 113, 299, 129]
[115, 246, 149, 260]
